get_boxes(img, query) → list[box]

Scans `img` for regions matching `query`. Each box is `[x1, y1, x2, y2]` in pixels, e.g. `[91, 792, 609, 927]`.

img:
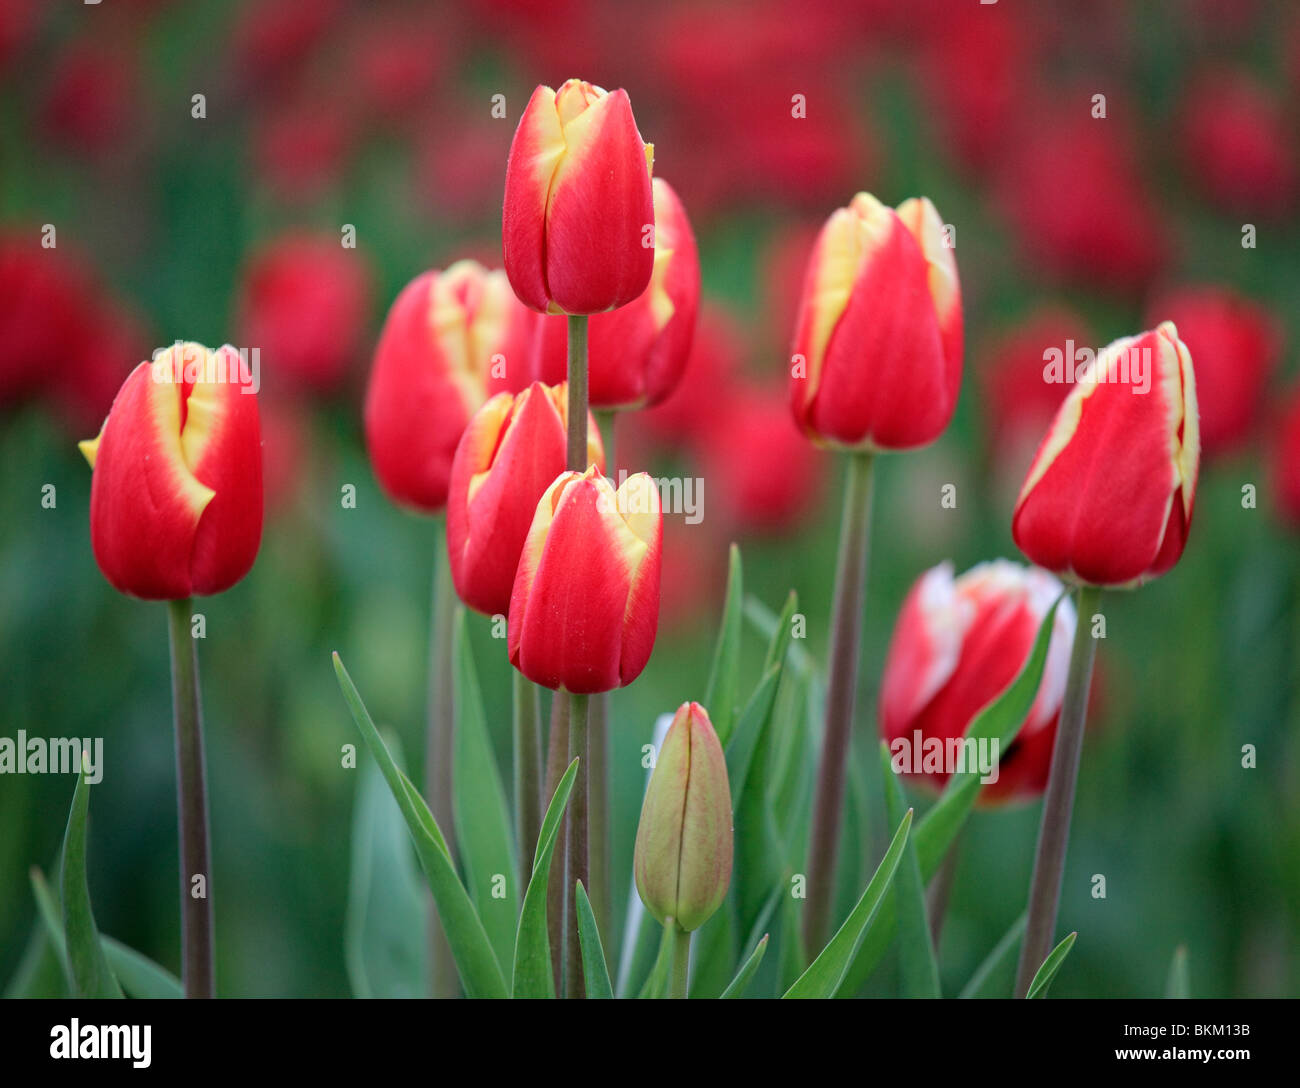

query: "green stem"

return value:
[426, 517, 459, 999]
[564, 692, 590, 998]
[513, 670, 542, 897]
[1014, 583, 1102, 997]
[803, 451, 875, 958]
[166, 598, 214, 999]
[669, 924, 691, 999]
[566, 314, 589, 472]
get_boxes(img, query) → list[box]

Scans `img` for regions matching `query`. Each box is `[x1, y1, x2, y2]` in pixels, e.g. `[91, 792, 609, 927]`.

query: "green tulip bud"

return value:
[634, 701, 733, 932]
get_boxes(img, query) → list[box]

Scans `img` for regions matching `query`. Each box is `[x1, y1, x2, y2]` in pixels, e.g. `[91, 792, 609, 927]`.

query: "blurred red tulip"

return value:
[236, 232, 372, 394]
[79, 342, 262, 600]
[1146, 286, 1280, 457]
[790, 192, 962, 451]
[880, 560, 1076, 805]
[1013, 323, 1200, 587]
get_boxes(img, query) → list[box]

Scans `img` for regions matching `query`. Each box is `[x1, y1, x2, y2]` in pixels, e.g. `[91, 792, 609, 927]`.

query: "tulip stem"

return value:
[512, 670, 543, 897]
[803, 451, 875, 958]
[426, 517, 459, 999]
[1014, 583, 1102, 998]
[669, 923, 691, 999]
[564, 692, 590, 998]
[166, 597, 214, 999]
[566, 315, 589, 472]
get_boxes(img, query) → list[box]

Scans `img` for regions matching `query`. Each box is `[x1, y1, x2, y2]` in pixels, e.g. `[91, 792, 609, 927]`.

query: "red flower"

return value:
[79, 342, 262, 600]
[880, 560, 1076, 806]
[503, 79, 655, 315]
[790, 192, 962, 451]
[1013, 323, 1200, 587]
[508, 466, 661, 693]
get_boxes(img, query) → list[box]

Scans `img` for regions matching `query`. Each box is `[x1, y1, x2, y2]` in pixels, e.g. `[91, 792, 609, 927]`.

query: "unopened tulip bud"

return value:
[503, 79, 655, 315]
[79, 341, 262, 600]
[447, 381, 604, 617]
[790, 192, 962, 451]
[1013, 321, 1200, 587]
[634, 702, 733, 932]
[364, 260, 536, 513]
[508, 466, 661, 694]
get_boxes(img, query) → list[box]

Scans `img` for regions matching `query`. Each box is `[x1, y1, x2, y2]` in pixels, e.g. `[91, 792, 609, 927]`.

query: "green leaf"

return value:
[720, 934, 769, 999]
[451, 610, 519, 970]
[638, 920, 676, 1000]
[575, 882, 613, 1000]
[881, 743, 940, 998]
[704, 544, 744, 745]
[1026, 931, 1077, 998]
[958, 913, 1026, 999]
[838, 597, 1063, 996]
[1165, 945, 1190, 998]
[783, 808, 912, 999]
[345, 730, 428, 998]
[59, 755, 121, 998]
[333, 652, 508, 999]
[512, 759, 578, 998]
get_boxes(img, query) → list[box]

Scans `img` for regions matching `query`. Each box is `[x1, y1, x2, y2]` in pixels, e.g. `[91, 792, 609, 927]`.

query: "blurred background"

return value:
[2, 0, 1299, 997]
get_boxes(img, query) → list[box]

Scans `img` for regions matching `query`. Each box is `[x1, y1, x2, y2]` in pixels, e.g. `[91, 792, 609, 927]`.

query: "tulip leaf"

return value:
[837, 597, 1062, 996]
[345, 730, 428, 998]
[333, 652, 508, 999]
[451, 610, 519, 970]
[783, 808, 912, 999]
[638, 920, 676, 999]
[720, 934, 769, 999]
[704, 543, 744, 746]
[1026, 931, 1077, 999]
[59, 754, 122, 999]
[958, 913, 1026, 999]
[512, 758, 578, 998]
[575, 881, 613, 1000]
[1166, 945, 1190, 998]
[881, 742, 941, 998]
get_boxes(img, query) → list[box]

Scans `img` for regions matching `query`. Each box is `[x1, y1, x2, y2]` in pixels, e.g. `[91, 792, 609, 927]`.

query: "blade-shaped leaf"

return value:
[720, 934, 769, 999]
[838, 598, 1062, 996]
[345, 731, 428, 998]
[704, 544, 743, 745]
[881, 743, 940, 998]
[451, 611, 519, 970]
[60, 755, 121, 998]
[1026, 931, 1077, 999]
[958, 913, 1026, 999]
[783, 808, 912, 999]
[1165, 945, 1190, 998]
[333, 652, 507, 999]
[512, 759, 578, 998]
[575, 882, 613, 1000]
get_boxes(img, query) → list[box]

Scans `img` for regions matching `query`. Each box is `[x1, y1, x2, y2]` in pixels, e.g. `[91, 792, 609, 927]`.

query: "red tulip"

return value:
[79, 342, 262, 600]
[789, 192, 962, 451]
[237, 232, 372, 394]
[508, 466, 661, 693]
[526, 177, 699, 409]
[880, 560, 1076, 805]
[1272, 386, 1300, 528]
[502, 79, 655, 315]
[1145, 286, 1279, 458]
[447, 381, 604, 617]
[1013, 322, 1200, 587]
[364, 260, 536, 514]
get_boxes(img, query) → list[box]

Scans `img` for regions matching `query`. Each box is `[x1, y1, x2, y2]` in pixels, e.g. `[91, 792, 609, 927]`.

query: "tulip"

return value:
[880, 561, 1077, 805]
[634, 701, 733, 934]
[447, 382, 604, 618]
[789, 191, 962, 451]
[364, 260, 536, 513]
[1012, 321, 1201, 588]
[237, 232, 372, 394]
[1145, 286, 1279, 457]
[508, 465, 661, 694]
[79, 341, 262, 601]
[502, 78, 655, 315]
[526, 177, 700, 409]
